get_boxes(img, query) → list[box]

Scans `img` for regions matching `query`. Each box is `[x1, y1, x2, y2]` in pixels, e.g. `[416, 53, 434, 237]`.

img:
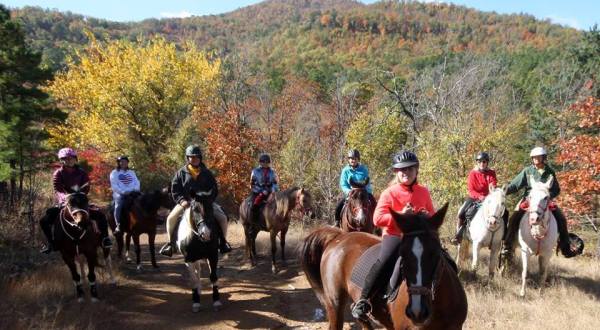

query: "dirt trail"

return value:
[83, 223, 333, 329]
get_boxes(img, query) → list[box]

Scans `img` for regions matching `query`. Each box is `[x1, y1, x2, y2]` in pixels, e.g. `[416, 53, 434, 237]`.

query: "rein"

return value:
[59, 207, 87, 254]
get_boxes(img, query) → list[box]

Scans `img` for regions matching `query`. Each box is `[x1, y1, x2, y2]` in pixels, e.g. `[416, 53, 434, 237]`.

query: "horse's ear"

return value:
[390, 208, 412, 232]
[428, 202, 449, 230]
[299, 187, 304, 194]
[162, 186, 169, 194]
[349, 177, 356, 186]
[488, 183, 495, 193]
[501, 184, 508, 194]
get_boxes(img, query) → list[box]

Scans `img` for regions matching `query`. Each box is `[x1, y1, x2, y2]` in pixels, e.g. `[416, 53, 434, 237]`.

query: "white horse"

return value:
[176, 190, 223, 312]
[457, 185, 506, 277]
[518, 176, 558, 297]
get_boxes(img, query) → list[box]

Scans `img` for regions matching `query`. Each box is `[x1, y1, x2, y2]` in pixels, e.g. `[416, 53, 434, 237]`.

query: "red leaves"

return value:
[78, 148, 112, 199]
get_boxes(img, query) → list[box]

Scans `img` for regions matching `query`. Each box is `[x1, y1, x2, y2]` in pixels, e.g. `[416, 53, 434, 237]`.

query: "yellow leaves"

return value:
[46, 36, 221, 171]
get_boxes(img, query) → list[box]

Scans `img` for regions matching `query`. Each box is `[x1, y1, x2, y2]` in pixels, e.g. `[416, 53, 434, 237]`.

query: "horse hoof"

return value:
[192, 303, 201, 313]
[91, 297, 99, 303]
[77, 297, 84, 303]
[136, 264, 143, 272]
[213, 300, 223, 311]
[271, 265, 279, 274]
[126, 257, 133, 263]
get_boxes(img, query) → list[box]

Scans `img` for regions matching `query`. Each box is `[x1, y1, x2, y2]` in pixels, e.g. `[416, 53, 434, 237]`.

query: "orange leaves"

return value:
[556, 97, 600, 215]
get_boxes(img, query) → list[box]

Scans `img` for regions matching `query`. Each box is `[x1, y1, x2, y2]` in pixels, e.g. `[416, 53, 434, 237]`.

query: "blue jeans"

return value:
[114, 196, 125, 228]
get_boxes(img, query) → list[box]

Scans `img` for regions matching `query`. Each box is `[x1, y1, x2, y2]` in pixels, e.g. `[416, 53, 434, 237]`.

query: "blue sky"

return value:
[2, 0, 598, 30]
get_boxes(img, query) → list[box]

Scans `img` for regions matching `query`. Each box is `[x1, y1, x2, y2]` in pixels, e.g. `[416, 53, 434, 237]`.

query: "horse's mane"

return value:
[268, 187, 301, 217]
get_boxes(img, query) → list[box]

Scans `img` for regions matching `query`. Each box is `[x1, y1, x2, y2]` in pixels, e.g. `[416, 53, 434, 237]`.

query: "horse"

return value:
[340, 179, 375, 233]
[517, 175, 559, 297]
[301, 204, 468, 330]
[108, 189, 174, 271]
[176, 190, 222, 312]
[54, 188, 116, 303]
[240, 187, 313, 273]
[456, 185, 507, 278]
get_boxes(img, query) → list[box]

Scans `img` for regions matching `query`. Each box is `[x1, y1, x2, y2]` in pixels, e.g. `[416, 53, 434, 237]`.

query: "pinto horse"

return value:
[240, 187, 313, 273]
[340, 179, 375, 233]
[108, 189, 174, 271]
[301, 204, 467, 329]
[176, 190, 222, 313]
[456, 185, 507, 278]
[517, 176, 559, 297]
[55, 189, 116, 303]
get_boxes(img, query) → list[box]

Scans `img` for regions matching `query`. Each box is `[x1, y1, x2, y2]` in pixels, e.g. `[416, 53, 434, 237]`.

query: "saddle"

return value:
[465, 201, 481, 224]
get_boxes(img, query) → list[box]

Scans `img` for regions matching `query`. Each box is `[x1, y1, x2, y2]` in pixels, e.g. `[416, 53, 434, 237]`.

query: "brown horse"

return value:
[55, 191, 116, 303]
[108, 189, 174, 271]
[341, 186, 375, 233]
[240, 187, 313, 273]
[301, 204, 468, 329]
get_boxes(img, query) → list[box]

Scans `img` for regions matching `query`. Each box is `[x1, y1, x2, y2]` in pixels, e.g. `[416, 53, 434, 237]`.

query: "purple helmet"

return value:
[58, 147, 77, 159]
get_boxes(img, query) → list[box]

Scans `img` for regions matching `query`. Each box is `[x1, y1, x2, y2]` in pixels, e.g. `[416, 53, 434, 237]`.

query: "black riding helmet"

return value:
[185, 145, 202, 159]
[259, 154, 271, 163]
[347, 149, 360, 160]
[117, 155, 129, 162]
[392, 150, 419, 169]
[476, 152, 490, 162]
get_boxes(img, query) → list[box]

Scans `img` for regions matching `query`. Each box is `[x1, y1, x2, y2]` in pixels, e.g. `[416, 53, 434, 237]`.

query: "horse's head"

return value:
[481, 185, 506, 230]
[296, 188, 314, 218]
[346, 187, 371, 228]
[527, 175, 553, 239]
[391, 203, 448, 326]
[64, 189, 90, 226]
[190, 190, 214, 242]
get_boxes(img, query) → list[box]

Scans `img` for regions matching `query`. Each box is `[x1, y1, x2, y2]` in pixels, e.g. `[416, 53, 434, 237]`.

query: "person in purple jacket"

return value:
[39, 148, 112, 254]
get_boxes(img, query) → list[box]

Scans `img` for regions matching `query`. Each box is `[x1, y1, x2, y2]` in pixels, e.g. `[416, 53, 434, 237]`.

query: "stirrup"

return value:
[159, 243, 174, 257]
[40, 243, 53, 254]
[220, 241, 232, 254]
[351, 298, 372, 319]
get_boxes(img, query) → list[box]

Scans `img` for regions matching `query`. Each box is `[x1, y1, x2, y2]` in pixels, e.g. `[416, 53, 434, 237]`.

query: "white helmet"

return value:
[529, 147, 547, 157]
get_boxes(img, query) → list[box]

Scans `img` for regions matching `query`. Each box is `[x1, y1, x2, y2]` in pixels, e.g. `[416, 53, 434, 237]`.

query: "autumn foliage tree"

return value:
[556, 97, 600, 216]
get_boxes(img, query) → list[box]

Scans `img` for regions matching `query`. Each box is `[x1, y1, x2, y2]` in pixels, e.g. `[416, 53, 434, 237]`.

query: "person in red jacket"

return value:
[451, 152, 498, 245]
[351, 150, 435, 319]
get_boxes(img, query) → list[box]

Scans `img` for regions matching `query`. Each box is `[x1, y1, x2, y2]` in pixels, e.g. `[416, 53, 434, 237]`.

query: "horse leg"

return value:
[132, 234, 142, 271]
[186, 261, 202, 312]
[148, 231, 159, 269]
[208, 254, 222, 310]
[270, 230, 278, 274]
[489, 239, 501, 278]
[103, 247, 117, 285]
[87, 253, 99, 302]
[62, 253, 84, 303]
[471, 240, 481, 274]
[520, 250, 530, 297]
[125, 233, 132, 263]
[324, 291, 348, 330]
[538, 254, 550, 291]
[280, 227, 288, 264]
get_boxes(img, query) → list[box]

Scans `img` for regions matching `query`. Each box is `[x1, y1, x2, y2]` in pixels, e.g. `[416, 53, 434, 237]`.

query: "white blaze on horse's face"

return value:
[484, 188, 505, 229]
[527, 176, 552, 238]
[410, 237, 424, 319]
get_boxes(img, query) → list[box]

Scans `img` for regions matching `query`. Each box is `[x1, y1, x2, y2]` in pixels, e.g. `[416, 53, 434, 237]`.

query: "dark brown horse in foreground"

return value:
[240, 187, 313, 273]
[301, 204, 467, 329]
[341, 181, 376, 233]
[108, 189, 174, 271]
[55, 191, 116, 303]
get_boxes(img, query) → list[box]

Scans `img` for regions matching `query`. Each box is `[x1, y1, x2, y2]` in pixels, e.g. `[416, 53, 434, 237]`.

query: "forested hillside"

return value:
[2, 0, 599, 221]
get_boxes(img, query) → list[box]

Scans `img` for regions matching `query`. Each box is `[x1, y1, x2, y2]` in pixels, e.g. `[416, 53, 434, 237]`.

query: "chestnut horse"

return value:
[240, 187, 313, 273]
[55, 190, 116, 303]
[340, 184, 375, 233]
[301, 204, 467, 329]
[108, 189, 174, 271]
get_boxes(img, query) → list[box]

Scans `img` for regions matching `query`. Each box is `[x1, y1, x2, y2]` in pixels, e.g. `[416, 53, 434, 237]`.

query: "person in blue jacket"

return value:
[334, 149, 376, 227]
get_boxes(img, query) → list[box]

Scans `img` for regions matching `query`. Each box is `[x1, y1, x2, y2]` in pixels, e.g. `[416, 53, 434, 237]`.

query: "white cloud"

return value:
[160, 11, 194, 19]
[546, 15, 581, 29]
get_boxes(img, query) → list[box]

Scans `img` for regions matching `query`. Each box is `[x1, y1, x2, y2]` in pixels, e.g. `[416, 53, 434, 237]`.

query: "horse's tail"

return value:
[300, 226, 342, 299]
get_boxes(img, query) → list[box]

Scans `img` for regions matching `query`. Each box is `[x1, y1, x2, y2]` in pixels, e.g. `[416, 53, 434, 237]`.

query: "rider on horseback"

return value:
[334, 149, 376, 227]
[351, 150, 435, 320]
[451, 152, 501, 245]
[160, 145, 231, 257]
[110, 155, 140, 234]
[249, 153, 279, 226]
[39, 147, 112, 254]
[500, 147, 579, 259]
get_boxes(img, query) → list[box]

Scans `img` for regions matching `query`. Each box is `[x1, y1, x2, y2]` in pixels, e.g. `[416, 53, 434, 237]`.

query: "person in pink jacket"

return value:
[351, 150, 435, 319]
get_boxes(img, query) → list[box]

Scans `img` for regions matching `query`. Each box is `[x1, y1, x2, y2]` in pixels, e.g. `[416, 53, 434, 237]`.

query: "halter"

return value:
[402, 230, 445, 301]
[59, 206, 88, 256]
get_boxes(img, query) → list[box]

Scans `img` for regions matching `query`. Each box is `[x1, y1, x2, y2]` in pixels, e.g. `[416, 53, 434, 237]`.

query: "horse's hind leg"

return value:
[538, 254, 551, 291]
[323, 291, 348, 330]
[489, 240, 501, 278]
[132, 234, 142, 271]
[270, 230, 278, 274]
[280, 227, 288, 263]
[148, 231, 159, 269]
[125, 233, 132, 263]
[208, 254, 222, 310]
[103, 247, 117, 285]
[62, 253, 84, 302]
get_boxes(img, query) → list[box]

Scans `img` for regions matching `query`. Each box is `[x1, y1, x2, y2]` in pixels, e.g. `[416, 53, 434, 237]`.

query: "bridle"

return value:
[345, 188, 372, 229]
[528, 195, 551, 241]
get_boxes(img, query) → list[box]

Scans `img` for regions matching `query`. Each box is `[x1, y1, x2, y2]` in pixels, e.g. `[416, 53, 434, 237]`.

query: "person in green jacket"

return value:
[500, 147, 579, 259]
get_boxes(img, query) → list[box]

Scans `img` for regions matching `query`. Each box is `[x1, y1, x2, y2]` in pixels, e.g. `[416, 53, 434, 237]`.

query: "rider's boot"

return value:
[215, 218, 232, 254]
[499, 210, 524, 269]
[39, 209, 58, 254]
[351, 259, 383, 320]
[450, 217, 466, 245]
[553, 208, 577, 258]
